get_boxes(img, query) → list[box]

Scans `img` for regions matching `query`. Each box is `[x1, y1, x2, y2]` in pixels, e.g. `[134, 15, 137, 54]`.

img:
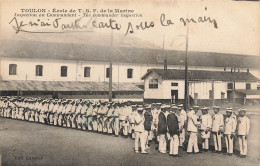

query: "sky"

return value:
[0, 0, 259, 56]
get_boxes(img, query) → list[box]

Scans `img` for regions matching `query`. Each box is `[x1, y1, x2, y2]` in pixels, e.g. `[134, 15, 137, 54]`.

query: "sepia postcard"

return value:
[0, 0, 259, 165]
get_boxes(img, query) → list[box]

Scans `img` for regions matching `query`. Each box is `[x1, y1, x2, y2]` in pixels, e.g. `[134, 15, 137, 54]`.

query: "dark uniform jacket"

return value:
[167, 113, 179, 136]
[144, 111, 153, 131]
[158, 112, 167, 134]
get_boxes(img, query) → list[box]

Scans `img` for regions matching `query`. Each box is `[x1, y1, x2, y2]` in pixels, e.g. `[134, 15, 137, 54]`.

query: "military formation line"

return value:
[0, 96, 250, 158]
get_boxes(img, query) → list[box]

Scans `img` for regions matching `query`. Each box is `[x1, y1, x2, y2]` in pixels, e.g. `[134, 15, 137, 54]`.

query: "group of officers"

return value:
[0, 96, 250, 158]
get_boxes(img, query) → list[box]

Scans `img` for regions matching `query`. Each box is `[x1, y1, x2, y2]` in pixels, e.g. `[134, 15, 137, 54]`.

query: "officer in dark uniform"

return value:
[167, 106, 180, 157]
[144, 105, 153, 149]
[158, 105, 168, 153]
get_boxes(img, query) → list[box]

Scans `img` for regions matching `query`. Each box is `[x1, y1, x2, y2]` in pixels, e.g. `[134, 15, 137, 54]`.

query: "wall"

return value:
[1, 58, 78, 81]
[0, 57, 164, 83]
[235, 82, 257, 90]
[2, 57, 260, 83]
[163, 80, 185, 99]
[144, 72, 163, 99]
[189, 81, 227, 100]
[144, 75, 185, 100]
[144, 72, 258, 101]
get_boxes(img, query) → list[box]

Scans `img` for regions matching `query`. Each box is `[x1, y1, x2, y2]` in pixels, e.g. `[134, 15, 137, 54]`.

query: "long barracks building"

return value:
[0, 39, 259, 103]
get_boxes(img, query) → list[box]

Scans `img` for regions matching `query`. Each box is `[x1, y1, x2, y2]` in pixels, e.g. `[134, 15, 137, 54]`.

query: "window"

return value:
[246, 83, 251, 90]
[228, 83, 233, 89]
[84, 67, 91, 77]
[127, 68, 133, 78]
[106, 68, 110, 78]
[9, 64, 17, 75]
[171, 82, 178, 86]
[149, 79, 158, 89]
[36, 65, 43, 76]
[61, 66, 67, 77]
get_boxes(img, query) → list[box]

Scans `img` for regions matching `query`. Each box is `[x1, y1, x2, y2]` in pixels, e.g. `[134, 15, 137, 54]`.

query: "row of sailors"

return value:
[0, 98, 136, 134]
[134, 105, 250, 158]
[186, 106, 249, 158]
[0, 97, 168, 137]
[0, 97, 250, 158]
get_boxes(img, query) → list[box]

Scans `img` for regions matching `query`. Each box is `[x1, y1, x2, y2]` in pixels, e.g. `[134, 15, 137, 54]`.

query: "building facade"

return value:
[1, 56, 259, 83]
[141, 69, 259, 105]
[0, 40, 259, 102]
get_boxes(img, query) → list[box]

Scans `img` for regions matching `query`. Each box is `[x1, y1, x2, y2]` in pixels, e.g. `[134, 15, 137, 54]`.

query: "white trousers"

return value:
[130, 124, 135, 138]
[77, 115, 82, 129]
[202, 138, 209, 149]
[144, 131, 149, 148]
[34, 113, 39, 122]
[88, 117, 93, 131]
[144, 130, 153, 148]
[123, 125, 129, 136]
[129, 123, 134, 134]
[159, 134, 167, 153]
[238, 135, 247, 155]
[107, 118, 113, 134]
[67, 116, 71, 127]
[103, 117, 108, 133]
[53, 115, 58, 126]
[187, 132, 199, 153]
[15, 110, 19, 119]
[169, 135, 179, 155]
[114, 119, 119, 136]
[12, 110, 16, 119]
[93, 120, 98, 131]
[212, 133, 222, 151]
[58, 115, 63, 125]
[135, 132, 146, 152]
[81, 116, 87, 130]
[19, 111, 24, 120]
[114, 124, 119, 136]
[25, 112, 29, 120]
[49, 114, 54, 124]
[225, 134, 234, 154]
[179, 128, 185, 146]
[119, 120, 123, 131]
[97, 118, 103, 132]
[71, 115, 76, 128]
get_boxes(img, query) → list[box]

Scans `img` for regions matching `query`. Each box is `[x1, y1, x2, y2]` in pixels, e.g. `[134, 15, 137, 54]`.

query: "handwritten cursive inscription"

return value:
[9, 13, 218, 35]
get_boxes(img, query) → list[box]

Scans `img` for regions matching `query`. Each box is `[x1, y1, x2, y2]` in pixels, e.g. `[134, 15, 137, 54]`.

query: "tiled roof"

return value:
[141, 69, 259, 82]
[0, 80, 143, 92]
[235, 90, 260, 95]
[0, 40, 259, 69]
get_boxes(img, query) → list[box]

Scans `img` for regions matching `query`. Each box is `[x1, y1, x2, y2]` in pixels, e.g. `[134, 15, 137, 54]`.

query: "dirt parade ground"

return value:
[0, 112, 259, 166]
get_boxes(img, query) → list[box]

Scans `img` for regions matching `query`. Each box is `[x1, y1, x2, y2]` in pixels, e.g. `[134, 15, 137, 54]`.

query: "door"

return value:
[171, 90, 178, 104]
[227, 91, 232, 102]
[221, 92, 225, 99]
